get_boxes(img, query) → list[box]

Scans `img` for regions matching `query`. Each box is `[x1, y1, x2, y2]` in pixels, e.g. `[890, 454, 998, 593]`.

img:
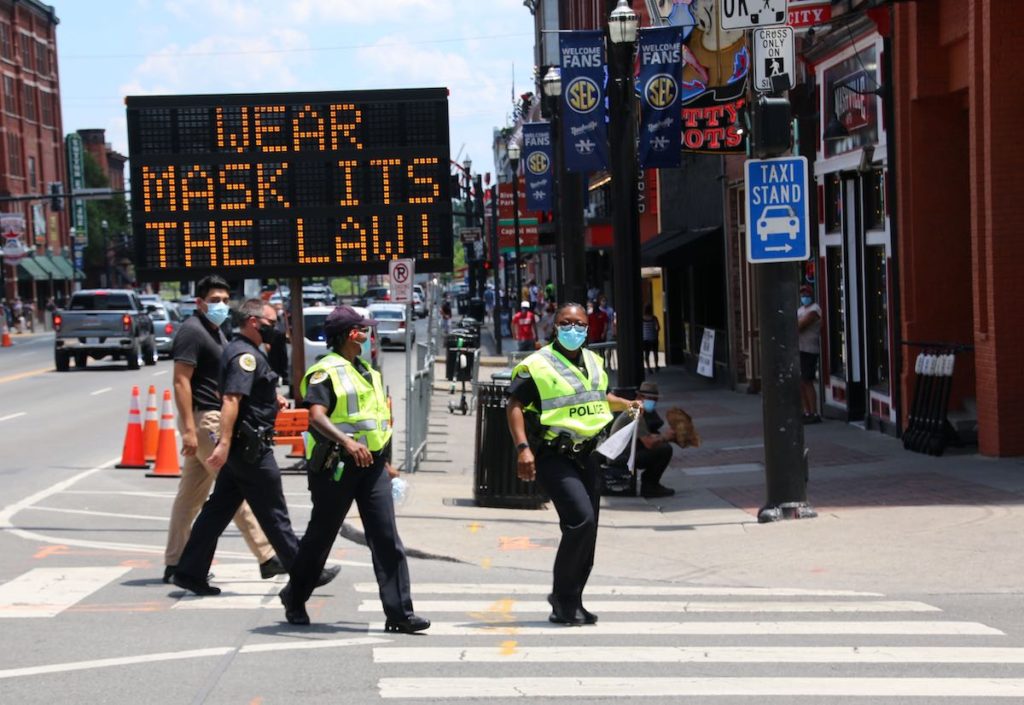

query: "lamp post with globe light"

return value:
[506, 140, 523, 304]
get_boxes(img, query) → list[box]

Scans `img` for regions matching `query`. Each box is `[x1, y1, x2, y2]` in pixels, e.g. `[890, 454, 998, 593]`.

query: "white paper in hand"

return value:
[596, 416, 640, 471]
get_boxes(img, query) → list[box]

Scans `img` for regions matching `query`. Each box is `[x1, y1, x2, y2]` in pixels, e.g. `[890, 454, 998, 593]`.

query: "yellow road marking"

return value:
[499, 640, 518, 656]
[33, 545, 69, 559]
[480, 557, 492, 569]
[0, 367, 54, 385]
[467, 522, 483, 534]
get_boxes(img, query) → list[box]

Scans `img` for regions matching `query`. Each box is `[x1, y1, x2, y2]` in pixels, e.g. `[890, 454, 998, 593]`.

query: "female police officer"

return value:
[280, 305, 429, 632]
[506, 302, 639, 625]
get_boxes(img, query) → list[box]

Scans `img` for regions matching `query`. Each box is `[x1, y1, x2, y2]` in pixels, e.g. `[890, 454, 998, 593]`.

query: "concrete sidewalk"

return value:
[350, 324, 1024, 596]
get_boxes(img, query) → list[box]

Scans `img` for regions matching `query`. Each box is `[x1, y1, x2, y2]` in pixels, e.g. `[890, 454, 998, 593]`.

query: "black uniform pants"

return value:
[535, 449, 602, 607]
[637, 444, 673, 489]
[176, 447, 299, 581]
[289, 454, 414, 621]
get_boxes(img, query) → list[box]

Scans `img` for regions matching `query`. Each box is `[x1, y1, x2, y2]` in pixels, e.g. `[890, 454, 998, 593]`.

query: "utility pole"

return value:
[489, 184, 503, 356]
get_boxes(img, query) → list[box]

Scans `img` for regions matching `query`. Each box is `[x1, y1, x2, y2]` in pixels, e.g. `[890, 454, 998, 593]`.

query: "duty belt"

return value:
[542, 434, 600, 458]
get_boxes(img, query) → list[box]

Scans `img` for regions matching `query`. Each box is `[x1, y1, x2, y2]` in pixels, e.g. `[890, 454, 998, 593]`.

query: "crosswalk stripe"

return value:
[369, 620, 1003, 637]
[358, 583, 883, 597]
[374, 645, 1024, 664]
[378, 677, 1024, 699]
[361, 600, 940, 614]
[172, 563, 285, 610]
[0, 567, 130, 618]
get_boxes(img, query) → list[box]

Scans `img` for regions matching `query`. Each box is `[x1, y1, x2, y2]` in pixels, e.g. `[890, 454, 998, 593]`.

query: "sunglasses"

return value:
[556, 322, 588, 331]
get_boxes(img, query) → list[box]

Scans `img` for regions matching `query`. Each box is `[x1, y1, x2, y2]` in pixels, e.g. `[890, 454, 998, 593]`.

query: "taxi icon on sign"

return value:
[756, 205, 799, 241]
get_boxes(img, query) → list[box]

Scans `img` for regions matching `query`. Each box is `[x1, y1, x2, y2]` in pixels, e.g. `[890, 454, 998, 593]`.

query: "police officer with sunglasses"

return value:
[506, 302, 639, 626]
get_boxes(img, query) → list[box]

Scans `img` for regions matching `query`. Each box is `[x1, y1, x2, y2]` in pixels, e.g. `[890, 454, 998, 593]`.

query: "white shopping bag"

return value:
[596, 415, 640, 472]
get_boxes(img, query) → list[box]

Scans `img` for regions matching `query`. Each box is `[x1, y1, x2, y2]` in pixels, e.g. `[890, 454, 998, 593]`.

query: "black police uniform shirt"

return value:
[172, 312, 227, 412]
[220, 335, 280, 429]
[303, 354, 391, 462]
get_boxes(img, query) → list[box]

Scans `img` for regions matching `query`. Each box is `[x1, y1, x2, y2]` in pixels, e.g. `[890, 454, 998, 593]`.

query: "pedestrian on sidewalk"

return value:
[171, 298, 339, 596]
[605, 381, 676, 498]
[282, 305, 429, 633]
[506, 302, 640, 626]
[440, 296, 452, 335]
[512, 300, 538, 352]
[162, 276, 283, 585]
[538, 302, 556, 344]
[587, 300, 609, 344]
[641, 304, 661, 374]
[798, 285, 822, 424]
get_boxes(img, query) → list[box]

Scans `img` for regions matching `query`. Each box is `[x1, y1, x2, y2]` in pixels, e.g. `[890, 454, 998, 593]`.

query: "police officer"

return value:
[280, 305, 429, 632]
[172, 298, 339, 596]
[506, 302, 639, 625]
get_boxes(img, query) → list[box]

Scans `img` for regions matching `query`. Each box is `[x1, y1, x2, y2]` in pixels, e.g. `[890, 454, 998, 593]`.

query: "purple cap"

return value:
[323, 305, 377, 337]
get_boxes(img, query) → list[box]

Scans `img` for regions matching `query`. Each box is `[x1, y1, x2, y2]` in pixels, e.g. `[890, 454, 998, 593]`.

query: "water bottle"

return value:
[391, 476, 409, 506]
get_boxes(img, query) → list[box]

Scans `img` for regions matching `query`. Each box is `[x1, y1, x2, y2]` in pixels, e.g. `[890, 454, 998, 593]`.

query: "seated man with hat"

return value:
[605, 381, 676, 498]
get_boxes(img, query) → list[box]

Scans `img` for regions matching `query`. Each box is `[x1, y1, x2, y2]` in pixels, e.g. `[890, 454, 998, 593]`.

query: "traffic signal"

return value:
[483, 260, 492, 270]
[49, 182, 63, 211]
[751, 95, 793, 159]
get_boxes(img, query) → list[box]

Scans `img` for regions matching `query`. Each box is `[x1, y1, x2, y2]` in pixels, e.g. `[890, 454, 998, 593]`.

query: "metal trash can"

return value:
[467, 298, 485, 324]
[473, 379, 547, 509]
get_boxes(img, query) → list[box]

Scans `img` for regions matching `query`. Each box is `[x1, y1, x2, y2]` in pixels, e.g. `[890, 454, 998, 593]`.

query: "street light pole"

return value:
[542, 67, 564, 301]
[507, 141, 523, 305]
[607, 0, 643, 391]
[462, 157, 476, 299]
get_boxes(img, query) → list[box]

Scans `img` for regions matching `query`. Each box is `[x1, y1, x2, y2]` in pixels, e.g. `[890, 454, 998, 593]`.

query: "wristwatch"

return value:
[516, 442, 530, 453]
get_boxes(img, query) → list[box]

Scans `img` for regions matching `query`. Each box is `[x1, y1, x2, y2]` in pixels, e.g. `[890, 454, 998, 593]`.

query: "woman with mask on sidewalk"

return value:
[505, 302, 639, 626]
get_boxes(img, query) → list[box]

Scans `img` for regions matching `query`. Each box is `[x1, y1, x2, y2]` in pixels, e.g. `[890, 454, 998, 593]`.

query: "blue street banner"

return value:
[638, 25, 684, 168]
[522, 122, 553, 212]
[560, 30, 607, 173]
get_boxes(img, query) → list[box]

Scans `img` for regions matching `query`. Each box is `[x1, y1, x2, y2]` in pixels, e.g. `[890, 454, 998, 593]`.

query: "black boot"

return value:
[384, 615, 431, 633]
[547, 594, 584, 626]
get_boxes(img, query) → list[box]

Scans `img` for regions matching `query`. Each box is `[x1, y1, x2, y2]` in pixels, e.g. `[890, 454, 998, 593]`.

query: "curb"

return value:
[338, 521, 466, 564]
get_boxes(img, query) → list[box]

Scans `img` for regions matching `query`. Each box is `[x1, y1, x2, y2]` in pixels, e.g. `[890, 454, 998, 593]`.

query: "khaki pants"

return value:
[164, 409, 274, 566]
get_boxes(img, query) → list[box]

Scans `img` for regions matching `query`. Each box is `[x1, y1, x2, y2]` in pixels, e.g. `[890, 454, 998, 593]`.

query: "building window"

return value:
[40, 91, 52, 126]
[824, 172, 842, 233]
[35, 41, 48, 76]
[862, 168, 885, 231]
[864, 244, 890, 392]
[19, 34, 32, 71]
[3, 75, 15, 114]
[7, 132, 22, 176]
[0, 23, 11, 61]
[27, 154, 36, 189]
[23, 83, 35, 122]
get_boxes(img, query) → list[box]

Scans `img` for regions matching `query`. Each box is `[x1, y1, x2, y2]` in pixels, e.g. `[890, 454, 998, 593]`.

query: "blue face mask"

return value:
[642, 399, 656, 413]
[556, 325, 588, 351]
[204, 301, 230, 326]
[800, 296, 813, 307]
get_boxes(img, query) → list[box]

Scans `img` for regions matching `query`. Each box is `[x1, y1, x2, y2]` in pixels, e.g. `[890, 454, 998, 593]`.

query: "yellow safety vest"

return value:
[300, 352, 392, 454]
[512, 345, 612, 441]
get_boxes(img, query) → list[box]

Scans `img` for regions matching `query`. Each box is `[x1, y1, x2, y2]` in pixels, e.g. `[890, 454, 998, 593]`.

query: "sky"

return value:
[55, 0, 538, 182]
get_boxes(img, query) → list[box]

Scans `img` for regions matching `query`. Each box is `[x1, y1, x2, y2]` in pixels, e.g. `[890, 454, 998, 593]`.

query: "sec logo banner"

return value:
[527, 151, 550, 175]
[645, 74, 678, 109]
[566, 77, 600, 114]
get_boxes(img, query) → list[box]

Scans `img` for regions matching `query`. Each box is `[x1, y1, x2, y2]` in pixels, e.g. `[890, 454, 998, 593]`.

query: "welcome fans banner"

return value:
[638, 25, 684, 169]
[522, 122, 553, 213]
[560, 31, 608, 173]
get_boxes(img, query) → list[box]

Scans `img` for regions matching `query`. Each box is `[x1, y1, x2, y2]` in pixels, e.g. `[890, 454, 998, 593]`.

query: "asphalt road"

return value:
[5, 328, 1024, 703]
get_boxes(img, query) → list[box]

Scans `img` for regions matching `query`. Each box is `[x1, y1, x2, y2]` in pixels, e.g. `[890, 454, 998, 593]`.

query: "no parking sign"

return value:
[389, 259, 414, 303]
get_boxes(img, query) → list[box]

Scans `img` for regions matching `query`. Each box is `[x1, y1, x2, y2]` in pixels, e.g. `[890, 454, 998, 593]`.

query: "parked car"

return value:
[368, 302, 414, 349]
[412, 291, 427, 319]
[175, 299, 199, 319]
[53, 289, 158, 371]
[357, 286, 391, 307]
[302, 305, 379, 369]
[150, 302, 186, 357]
[301, 285, 335, 307]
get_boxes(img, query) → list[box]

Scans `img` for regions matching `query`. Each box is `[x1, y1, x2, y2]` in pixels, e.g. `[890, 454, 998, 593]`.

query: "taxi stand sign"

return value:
[745, 156, 810, 264]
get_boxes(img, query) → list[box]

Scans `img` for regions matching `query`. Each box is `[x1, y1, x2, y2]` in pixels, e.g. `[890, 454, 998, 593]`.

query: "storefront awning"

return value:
[48, 254, 75, 279]
[16, 257, 46, 280]
[641, 226, 721, 265]
[33, 255, 64, 279]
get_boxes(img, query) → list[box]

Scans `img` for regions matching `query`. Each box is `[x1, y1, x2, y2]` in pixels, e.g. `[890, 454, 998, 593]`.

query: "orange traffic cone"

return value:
[1, 319, 11, 348]
[142, 385, 160, 461]
[147, 390, 181, 478]
[115, 386, 149, 469]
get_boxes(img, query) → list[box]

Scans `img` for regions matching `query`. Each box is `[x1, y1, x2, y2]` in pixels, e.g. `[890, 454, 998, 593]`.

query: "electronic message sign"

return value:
[126, 88, 452, 279]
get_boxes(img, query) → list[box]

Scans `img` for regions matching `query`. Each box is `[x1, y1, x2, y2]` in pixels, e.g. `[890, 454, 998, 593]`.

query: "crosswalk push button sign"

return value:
[745, 156, 810, 264]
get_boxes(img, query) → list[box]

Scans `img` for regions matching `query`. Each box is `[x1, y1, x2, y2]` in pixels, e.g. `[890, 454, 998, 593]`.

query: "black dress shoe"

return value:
[162, 565, 176, 584]
[278, 583, 310, 625]
[315, 565, 341, 587]
[172, 572, 221, 596]
[640, 484, 676, 499]
[547, 594, 584, 626]
[384, 615, 431, 633]
[259, 556, 287, 579]
[577, 605, 598, 624]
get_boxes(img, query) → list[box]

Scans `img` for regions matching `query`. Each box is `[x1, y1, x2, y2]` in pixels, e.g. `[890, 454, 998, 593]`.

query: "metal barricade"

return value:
[473, 376, 547, 509]
[403, 340, 434, 473]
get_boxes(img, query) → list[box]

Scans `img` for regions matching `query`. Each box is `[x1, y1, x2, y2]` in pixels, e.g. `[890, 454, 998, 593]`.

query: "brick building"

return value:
[0, 0, 70, 304]
[78, 127, 126, 191]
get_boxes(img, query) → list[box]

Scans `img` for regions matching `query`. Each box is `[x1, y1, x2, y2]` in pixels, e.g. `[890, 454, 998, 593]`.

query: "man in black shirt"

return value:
[172, 298, 339, 596]
[163, 276, 281, 585]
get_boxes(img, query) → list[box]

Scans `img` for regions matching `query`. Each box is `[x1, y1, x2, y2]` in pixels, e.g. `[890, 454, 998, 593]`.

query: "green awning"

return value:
[33, 255, 64, 279]
[48, 254, 75, 279]
[17, 257, 46, 280]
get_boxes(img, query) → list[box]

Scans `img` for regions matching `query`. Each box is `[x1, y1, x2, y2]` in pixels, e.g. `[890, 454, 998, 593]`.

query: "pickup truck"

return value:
[53, 289, 158, 371]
